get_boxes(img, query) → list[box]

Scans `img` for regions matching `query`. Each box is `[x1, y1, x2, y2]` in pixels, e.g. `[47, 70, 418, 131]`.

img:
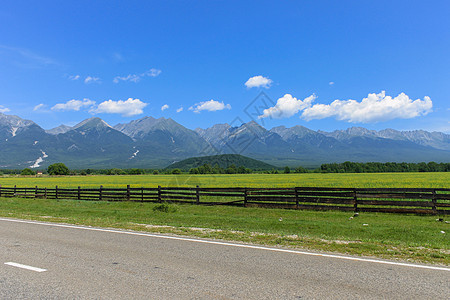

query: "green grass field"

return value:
[1, 172, 450, 189]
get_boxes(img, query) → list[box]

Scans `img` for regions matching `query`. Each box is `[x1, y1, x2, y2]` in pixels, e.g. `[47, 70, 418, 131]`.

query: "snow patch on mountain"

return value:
[11, 127, 18, 137]
[67, 144, 80, 151]
[129, 149, 140, 159]
[30, 150, 48, 168]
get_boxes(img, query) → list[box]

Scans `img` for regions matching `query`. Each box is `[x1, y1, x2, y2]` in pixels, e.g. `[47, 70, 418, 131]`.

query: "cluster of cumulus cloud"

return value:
[26, 73, 433, 124]
[46, 98, 147, 117]
[245, 75, 273, 89]
[189, 100, 232, 113]
[245, 75, 432, 123]
[37, 98, 233, 117]
[259, 91, 432, 123]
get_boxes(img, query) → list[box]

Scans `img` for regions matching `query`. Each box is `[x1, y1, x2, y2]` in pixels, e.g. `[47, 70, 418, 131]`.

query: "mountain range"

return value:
[0, 112, 449, 169]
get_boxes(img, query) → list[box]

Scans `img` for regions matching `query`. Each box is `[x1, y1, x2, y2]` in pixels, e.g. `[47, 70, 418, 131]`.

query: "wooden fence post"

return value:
[77, 186, 81, 200]
[44, 187, 47, 198]
[35, 186, 38, 198]
[127, 185, 130, 201]
[158, 186, 162, 203]
[141, 187, 144, 202]
[14, 185, 17, 196]
[353, 188, 358, 213]
[0, 185, 2, 197]
[432, 189, 437, 215]
[55, 185, 58, 199]
[99, 185, 103, 201]
[243, 188, 248, 207]
[196, 185, 200, 205]
[295, 187, 299, 209]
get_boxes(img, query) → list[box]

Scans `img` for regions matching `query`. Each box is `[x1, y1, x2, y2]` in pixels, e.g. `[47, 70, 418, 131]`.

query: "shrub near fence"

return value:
[0, 185, 449, 215]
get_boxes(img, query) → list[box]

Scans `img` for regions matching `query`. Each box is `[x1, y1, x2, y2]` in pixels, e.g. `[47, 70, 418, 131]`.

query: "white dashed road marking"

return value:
[4, 262, 47, 272]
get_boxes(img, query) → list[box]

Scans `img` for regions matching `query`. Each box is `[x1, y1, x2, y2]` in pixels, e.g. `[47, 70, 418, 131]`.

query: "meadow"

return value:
[1, 172, 449, 189]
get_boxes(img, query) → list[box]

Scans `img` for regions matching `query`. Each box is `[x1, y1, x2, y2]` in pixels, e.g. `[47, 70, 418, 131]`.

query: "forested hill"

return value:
[166, 154, 275, 171]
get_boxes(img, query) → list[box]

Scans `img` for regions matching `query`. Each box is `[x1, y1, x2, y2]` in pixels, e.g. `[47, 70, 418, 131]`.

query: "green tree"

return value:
[295, 166, 309, 173]
[427, 162, 439, 172]
[225, 164, 237, 174]
[213, 163, 222, 174]
[47, 163, 69, 175]
[21, 168, 35, 175]
[284, 166, 291, 174]
[417, 162, 429, 172]
[128, 168, 143, 175]
[237, 166, 247, 174]
[172, 168, 182, 174]
[108, 168, 125, 175]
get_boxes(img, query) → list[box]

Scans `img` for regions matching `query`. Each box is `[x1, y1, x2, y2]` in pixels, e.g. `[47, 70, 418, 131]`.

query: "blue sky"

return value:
[1, 0, 449, 132]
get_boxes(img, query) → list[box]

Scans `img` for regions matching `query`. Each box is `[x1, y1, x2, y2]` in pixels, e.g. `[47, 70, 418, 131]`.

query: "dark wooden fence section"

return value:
[1, 185, 449, 215]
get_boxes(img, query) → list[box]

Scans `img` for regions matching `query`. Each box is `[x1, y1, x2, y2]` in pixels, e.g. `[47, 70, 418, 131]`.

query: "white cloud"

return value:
[145, 68, 162, 77]
[161, 104, 169, 111]
[329, 81, 335, 86]
[84, 76, 100, 84]
[113, 68, 161, 83]
[113, 74, 140, 83]
[0, 105, 10, 113]
[91, 98, 147, 117]
[69, 75, 80, 80]
[189, 100, 231, 113]
[33, 104, 45, 111]
[245, 75, 273, 89]
[259, 94, 316, 119]
[51, 99, 95, 111]
[176, 107, 183, 113]
[301, 91, 433, 123]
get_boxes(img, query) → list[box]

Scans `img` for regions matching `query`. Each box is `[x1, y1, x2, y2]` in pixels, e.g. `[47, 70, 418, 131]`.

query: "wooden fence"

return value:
[1, 185, 449, 215]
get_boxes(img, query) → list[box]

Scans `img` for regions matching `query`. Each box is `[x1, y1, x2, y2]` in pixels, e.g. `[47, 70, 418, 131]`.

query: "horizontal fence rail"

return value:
[0, 185, 449, 215]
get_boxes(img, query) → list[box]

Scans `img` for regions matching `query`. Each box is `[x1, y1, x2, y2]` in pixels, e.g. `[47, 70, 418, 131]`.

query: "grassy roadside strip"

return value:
[1, 197, 449, 265]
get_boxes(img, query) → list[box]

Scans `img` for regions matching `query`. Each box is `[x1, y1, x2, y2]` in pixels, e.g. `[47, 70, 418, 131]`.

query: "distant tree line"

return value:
[318, 161, 450, 173]
[261, 166, 309, 174]
[0, 165, 158, 176]
[2, 161, 449, 176]
[188, 164, 252, 174]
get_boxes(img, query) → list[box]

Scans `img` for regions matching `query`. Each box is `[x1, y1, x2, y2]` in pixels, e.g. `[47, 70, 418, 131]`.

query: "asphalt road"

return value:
[1, 218, 449, 299]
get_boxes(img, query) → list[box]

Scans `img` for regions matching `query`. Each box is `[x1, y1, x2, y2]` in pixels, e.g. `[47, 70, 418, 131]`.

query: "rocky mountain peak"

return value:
[46, 124, 72, 135]
[73, 117, 111, 130]
[0, 113, 38, 138]
[270, 125, 316, 140]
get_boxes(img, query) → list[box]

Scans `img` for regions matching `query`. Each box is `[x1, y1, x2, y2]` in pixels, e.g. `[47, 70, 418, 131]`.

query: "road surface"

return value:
[1, 217, 449, 299]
